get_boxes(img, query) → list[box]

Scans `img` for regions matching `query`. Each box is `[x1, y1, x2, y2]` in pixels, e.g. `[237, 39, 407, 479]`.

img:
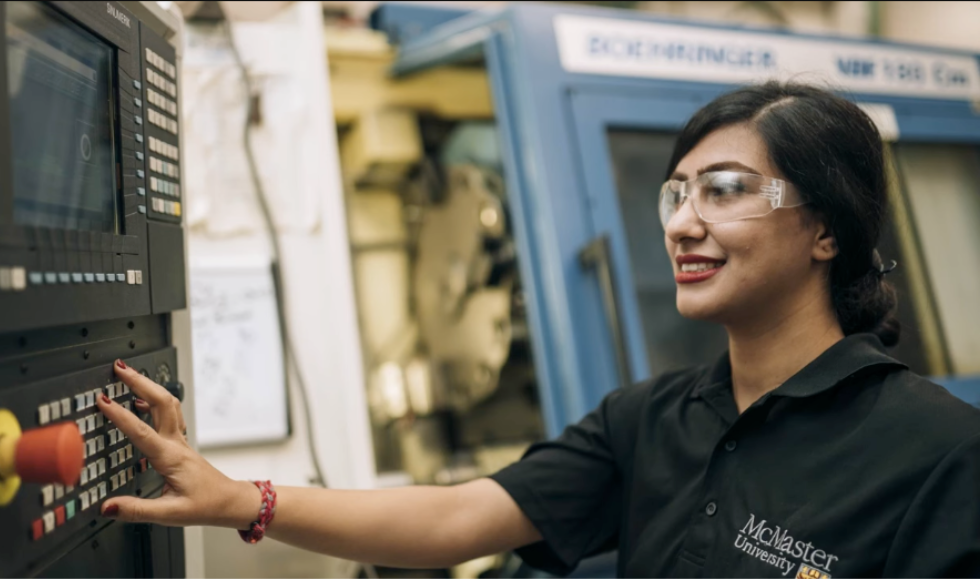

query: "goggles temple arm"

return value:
[758, 179, 784, 209]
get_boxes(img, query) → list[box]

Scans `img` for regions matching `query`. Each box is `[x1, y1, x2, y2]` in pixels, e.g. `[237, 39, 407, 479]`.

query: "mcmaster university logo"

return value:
[734, 513, 838, 578]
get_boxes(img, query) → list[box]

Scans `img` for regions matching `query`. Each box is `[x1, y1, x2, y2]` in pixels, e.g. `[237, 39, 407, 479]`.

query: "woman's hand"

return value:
[95, 360, 260, 528]
[94, 360, 541, 568]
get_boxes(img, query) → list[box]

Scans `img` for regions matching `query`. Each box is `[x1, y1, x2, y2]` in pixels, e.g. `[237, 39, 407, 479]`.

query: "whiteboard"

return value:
[189, 256, 290, 448]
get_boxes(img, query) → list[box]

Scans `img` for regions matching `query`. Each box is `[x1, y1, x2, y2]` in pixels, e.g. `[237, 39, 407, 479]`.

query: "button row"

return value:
[32, 451, 149, 541]
[147, 108, 178, 134]
[33, 498, 78, 541]
[152, 198, 183, 217]
[110, 466, 136, 492]
[107, 427, 128, 446]
[150, 176, 180, 197]
[78, 483, 108, 512]
[145, 67, 176, 98]
[109, 445, 135, 469]
[29, 272, 133, 286]
[146, 47, 176, 79]
[40, 483, 73, 507]
[37, 398, 72, 426]
[75, 387, 108, 413]
[150, 156, 179, 179]
[82, 435, 106, 460]
[0, 266, 27, 291]
[80, 458, 106, 486]
[147, 87, 177, 115]
[146, 69, 176, 99]
[75, 413, 101, 435]
[75, 411, 105, 435]
[107, 381, 130, 399]
[27, 271, 143, 287]
[39, 392, 93, 426]
[149, 136, 178, 161]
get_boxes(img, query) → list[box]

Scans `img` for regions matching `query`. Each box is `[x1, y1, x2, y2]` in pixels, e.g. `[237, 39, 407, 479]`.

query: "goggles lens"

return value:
[659, 171, 803, 227]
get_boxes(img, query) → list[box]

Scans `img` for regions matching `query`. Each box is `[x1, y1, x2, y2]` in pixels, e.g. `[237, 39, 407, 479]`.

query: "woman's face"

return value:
[665, 123, 835, 328]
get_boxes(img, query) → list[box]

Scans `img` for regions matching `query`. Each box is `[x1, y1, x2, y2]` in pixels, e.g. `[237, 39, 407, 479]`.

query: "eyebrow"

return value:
[670, 161, 762, 181]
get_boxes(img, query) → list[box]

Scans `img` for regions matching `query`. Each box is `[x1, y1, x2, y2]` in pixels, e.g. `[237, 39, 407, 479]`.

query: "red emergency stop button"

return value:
[14, 422, 84, 486]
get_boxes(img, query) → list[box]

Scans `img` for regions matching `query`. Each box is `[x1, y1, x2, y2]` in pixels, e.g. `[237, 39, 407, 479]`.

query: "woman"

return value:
[96, 82, 980, 578]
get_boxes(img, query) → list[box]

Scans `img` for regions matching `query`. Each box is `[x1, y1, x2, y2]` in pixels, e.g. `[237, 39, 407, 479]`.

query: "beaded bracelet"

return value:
[239, 480, 277, 544]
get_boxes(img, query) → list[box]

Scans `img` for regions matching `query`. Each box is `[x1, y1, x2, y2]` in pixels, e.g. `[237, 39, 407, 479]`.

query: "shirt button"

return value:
[705, 502, 718, 517]
[725, 440, 737, 452]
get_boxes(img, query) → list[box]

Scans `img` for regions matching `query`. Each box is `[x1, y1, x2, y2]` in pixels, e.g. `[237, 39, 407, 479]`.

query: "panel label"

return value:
[555, 14, 980, 100]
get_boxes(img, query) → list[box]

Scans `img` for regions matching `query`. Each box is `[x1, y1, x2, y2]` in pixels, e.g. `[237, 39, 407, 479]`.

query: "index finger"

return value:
[96, 392, 167, 459]
[114, 360, 176, 406]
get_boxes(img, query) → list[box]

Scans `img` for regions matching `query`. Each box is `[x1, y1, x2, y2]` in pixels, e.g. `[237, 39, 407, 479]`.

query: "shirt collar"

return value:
[690, 333, 908, 401]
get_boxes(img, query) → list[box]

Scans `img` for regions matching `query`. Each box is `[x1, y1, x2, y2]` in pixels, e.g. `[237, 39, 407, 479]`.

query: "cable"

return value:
[224, 20, 386, 580]
[225, 21, 383, 580]
[224, 21, 327, 489]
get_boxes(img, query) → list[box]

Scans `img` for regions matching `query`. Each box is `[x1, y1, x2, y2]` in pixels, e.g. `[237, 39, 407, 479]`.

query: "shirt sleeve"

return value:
[489, 387, 633, 577]
[884, 432, 980, 577]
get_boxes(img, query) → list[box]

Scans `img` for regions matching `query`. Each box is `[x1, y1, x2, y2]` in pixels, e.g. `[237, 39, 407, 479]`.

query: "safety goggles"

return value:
[659, 171, 806, 228]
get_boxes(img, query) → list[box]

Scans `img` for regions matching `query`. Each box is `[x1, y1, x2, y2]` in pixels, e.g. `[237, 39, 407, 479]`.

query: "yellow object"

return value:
[326, 29, 493, 125]
[0, 408, 23, 506]
[340, 109, 423, 186]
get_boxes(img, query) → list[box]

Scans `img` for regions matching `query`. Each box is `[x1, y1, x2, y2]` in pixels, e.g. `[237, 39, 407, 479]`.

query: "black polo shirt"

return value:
[491, 333, 980, 578]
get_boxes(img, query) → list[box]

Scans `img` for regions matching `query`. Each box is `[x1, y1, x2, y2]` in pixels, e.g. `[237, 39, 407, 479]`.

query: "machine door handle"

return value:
[579, 235, 632, 391]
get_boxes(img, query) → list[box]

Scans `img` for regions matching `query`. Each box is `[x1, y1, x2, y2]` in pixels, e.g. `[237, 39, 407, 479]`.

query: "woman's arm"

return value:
[96, 361, 541, 569]
[264, 480, 539, 568]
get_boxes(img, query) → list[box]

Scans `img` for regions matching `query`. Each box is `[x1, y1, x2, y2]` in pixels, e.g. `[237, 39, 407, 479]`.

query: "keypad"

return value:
[28, 379, 152, 542]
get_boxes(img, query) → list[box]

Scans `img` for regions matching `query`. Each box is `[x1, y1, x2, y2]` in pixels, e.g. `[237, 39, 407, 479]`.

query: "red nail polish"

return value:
[116, 359, 127, 370]
[101, 394, 111, 405]
[103, 504, 119, 518]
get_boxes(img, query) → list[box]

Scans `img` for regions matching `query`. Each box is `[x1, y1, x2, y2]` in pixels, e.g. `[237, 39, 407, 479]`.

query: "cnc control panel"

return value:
[1, 2, 187, 576]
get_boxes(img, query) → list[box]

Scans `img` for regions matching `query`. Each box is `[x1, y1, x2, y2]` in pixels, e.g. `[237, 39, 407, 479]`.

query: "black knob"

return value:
[164, 381, 185, 402]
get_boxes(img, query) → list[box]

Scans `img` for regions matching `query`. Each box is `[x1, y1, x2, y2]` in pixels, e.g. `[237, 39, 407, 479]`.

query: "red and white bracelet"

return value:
[239, 480, 277, 544]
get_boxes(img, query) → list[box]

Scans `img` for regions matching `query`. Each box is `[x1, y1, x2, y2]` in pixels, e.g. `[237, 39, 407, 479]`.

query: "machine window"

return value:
[891, 143, 980, 377]
[606, 129, 729, 376]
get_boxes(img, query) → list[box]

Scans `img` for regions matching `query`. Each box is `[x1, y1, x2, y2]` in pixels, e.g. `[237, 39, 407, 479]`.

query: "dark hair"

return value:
[666, 81, 900, 346]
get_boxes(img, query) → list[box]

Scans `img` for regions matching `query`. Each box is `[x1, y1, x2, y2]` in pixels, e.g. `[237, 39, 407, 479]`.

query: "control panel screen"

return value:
[5, 1, 117, 233]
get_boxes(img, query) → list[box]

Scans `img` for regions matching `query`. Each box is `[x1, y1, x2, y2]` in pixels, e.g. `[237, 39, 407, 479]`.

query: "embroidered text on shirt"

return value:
[734, 513, 839, 577]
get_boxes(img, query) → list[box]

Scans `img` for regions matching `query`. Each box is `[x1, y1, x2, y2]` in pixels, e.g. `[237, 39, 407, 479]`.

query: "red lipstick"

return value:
[675, 254, 725, 284]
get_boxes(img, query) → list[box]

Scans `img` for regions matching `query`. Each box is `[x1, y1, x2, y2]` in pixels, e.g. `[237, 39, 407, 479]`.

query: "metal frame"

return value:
[392, 2, 980, 436]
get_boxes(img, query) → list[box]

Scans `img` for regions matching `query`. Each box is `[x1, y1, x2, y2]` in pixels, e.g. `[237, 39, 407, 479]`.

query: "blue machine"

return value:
[376, 3, 980, 441]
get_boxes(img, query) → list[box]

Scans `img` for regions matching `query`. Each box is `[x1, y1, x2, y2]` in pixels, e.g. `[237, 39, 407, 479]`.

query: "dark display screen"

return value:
[6, 1, 117, 233]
